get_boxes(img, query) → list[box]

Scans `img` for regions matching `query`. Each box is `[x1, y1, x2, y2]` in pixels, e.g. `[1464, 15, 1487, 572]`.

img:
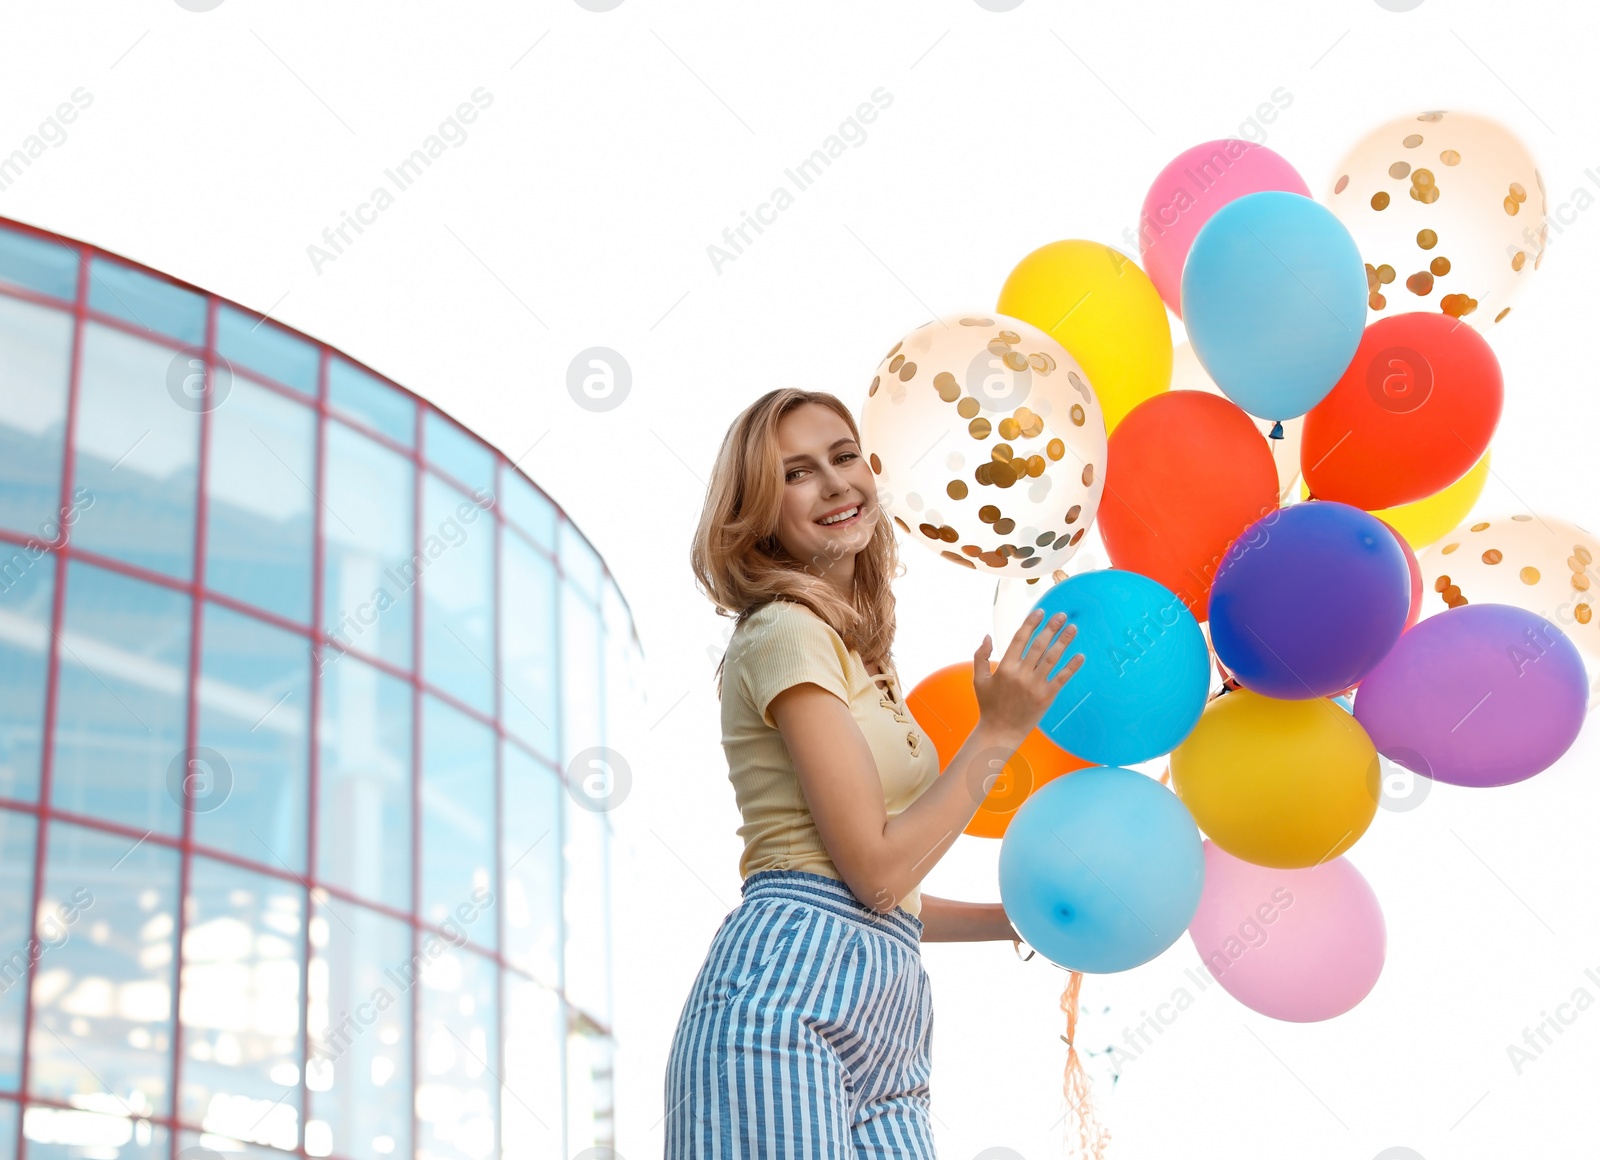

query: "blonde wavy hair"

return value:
[691, 388, 904, 699]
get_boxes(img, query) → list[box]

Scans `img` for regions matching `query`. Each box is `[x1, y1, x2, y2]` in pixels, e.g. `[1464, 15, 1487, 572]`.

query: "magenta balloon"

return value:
[1138, 139, 1311, 318]
[1354, 604, 1587, 788]
[1188, 841, 1385, 1023]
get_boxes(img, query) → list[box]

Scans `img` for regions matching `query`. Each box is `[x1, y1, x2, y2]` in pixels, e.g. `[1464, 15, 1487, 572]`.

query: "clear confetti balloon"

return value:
[1417, 512, 1600, 710]
[861, 312, 1108, 579]
[1172, 339, 1304, 504]
[1326, 109, 1546, 333]
[990, 530, 1107, 647]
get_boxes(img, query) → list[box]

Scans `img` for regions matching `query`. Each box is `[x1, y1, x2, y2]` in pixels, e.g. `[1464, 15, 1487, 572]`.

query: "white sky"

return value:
[4, 1, 1598, 1157]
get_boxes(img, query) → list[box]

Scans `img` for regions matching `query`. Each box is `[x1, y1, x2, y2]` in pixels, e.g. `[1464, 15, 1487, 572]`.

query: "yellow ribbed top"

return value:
[720, 598, 941, 919]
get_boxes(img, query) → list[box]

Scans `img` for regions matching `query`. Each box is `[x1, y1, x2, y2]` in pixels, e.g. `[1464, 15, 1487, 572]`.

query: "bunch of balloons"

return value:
[866, 110, 1597, 1024]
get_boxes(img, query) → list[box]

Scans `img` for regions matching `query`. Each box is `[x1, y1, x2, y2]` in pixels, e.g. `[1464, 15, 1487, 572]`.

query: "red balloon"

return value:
[1300, 312, 1502, 510]
[1098, 390, 1279, 622]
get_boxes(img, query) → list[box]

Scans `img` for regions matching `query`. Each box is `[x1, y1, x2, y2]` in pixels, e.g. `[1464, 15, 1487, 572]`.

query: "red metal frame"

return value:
[0, 214, 625, 1160]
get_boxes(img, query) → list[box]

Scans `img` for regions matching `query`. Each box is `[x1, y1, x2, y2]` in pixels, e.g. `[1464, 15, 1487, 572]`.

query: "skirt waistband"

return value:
[740, 869, 923, 953]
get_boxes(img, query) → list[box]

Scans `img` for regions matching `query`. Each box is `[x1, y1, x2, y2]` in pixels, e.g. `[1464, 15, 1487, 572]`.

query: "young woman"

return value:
[665, 388, 1086, 1157]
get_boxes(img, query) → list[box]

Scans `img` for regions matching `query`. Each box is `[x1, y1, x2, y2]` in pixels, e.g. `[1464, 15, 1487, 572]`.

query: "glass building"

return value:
[0, 216, 636, 1160]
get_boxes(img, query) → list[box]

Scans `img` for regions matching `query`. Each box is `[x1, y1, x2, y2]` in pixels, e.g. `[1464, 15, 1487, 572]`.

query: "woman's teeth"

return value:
[817, 506, 860, 526]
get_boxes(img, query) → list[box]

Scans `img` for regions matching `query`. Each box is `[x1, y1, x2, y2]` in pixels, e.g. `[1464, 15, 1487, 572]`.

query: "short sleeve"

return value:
[734, 601, 854, 730]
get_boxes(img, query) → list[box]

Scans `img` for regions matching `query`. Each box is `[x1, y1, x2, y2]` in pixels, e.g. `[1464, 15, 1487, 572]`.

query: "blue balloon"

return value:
[1028, 569, 1210, 766]
[1181, 190, 1367, 422]
[999, 766, 1204, 973]
[1208, 501, 1411, 700]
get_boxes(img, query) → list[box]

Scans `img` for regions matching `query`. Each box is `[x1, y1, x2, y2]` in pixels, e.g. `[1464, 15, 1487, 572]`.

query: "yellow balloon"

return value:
[997, 240, 1172, 432]
[1169, 689, 1379, 868]
[1299, 451, 1491, 552]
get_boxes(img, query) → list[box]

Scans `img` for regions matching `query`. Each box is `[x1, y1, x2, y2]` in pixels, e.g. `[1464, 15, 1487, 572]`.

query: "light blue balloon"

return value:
[1027, 569, 1210, 766]
[1181, 190, 1367, 422]
[999, 766, 1204, 973]
[1333, 693, 1355, 713]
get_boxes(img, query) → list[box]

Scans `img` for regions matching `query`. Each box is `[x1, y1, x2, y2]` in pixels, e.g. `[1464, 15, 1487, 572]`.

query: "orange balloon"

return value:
[905, 661, 1092, 838]
[1098, 390, 1280, 622]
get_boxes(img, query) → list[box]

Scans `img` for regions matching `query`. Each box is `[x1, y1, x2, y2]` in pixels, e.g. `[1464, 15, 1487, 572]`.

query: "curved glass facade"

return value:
[0, 217, 635, 1160]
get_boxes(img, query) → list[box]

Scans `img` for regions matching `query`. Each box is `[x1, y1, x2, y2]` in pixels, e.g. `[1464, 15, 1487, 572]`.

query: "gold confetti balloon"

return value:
[1171, 340, 1304, 505]
[860, 312, 1108, 578]
[1417, 513, 1600, 710]
[990, 541, 1103, 648]
[1327, 110, 1546, 333]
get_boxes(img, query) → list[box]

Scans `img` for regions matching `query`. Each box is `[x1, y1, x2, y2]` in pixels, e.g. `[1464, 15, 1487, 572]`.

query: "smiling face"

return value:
[774, 403, 882, 597]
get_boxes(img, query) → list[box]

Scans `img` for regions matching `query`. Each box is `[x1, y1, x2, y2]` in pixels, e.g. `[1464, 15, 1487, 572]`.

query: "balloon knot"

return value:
[1268, 421, 1284, 440]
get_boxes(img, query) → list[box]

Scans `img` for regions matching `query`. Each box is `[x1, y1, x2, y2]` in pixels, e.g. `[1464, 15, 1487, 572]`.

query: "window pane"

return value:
[421, 697, 494, 947]
[0, 227, 78, 300]
[318, 652, 412, 913]
[177, 1130, 297, 1160]
[20, 1109, 168, 1159]
[0, 294, 73, 539]
[0, 552, 53, 803]
[179, 857, 303, 1151]
[420, 476, 493, 714]
[417, 946, 497, 1160]
[193, 604, 310, 874]
[205, 380, 315, 624]
[501, 745, 559, 989]
[306, 896, 412, 1160]
[602, 580, 641, 758]
[501, 976, 563, 1160]
[499, 535, 556, 760]
[70, 323, 199, 581]
[28, 820, 180, 1120]
[558, 521, 602, 605]
[501, 471, 553, 554]
[323, 423, 413, 672]
[215, 305, 317, 397]
[564, 1021, 615, 1155]
[87, 259, 206, 346]
[0, 810, 37, 1090]
[560, 587, 600, 768]
[0, 1100, 12, 1160]
[327, 358, 413, 448]
[562, 805, 610, 1027]
[51, 562, 189, 837]
[423, 412, 493, 499]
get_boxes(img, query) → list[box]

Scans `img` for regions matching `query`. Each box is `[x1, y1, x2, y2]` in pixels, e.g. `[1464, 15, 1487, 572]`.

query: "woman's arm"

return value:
[769, 609, 1082, 916]
[917, 894, 1019, 943]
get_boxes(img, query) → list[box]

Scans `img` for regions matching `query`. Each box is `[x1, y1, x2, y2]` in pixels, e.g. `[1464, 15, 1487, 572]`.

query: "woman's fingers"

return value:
[1040, 622, 1079, 668]
[1052, 652, 1086, 689]
[1007, 609, 1046, 668]
[1020, 612, 1068, 667]
[1029, 618, 1075, 670]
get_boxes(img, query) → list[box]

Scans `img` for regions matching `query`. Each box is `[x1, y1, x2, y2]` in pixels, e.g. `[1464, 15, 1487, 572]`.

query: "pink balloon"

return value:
[1138, 141, 1311, 318]
[1188, 841, 1385, 1022]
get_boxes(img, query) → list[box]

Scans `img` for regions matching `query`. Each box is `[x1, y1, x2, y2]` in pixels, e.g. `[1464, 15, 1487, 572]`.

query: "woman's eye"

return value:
[785, 453, 857, 483]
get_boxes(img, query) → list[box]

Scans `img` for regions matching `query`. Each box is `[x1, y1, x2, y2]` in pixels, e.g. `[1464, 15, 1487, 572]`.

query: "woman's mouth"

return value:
[815, 505, 863, 528]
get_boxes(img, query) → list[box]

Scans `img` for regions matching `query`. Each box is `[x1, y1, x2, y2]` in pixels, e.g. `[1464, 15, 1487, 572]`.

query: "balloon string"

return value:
[1060, 970, 1111, 1160]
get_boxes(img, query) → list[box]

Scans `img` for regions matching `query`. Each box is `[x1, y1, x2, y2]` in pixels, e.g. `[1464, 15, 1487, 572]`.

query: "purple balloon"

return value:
[1353, 604, 1587, 787]
[1208, 501, 1411, 699]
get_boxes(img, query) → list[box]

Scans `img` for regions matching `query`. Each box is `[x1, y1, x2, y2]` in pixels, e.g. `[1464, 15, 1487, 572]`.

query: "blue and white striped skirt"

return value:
[662, 868, 937, 1158]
